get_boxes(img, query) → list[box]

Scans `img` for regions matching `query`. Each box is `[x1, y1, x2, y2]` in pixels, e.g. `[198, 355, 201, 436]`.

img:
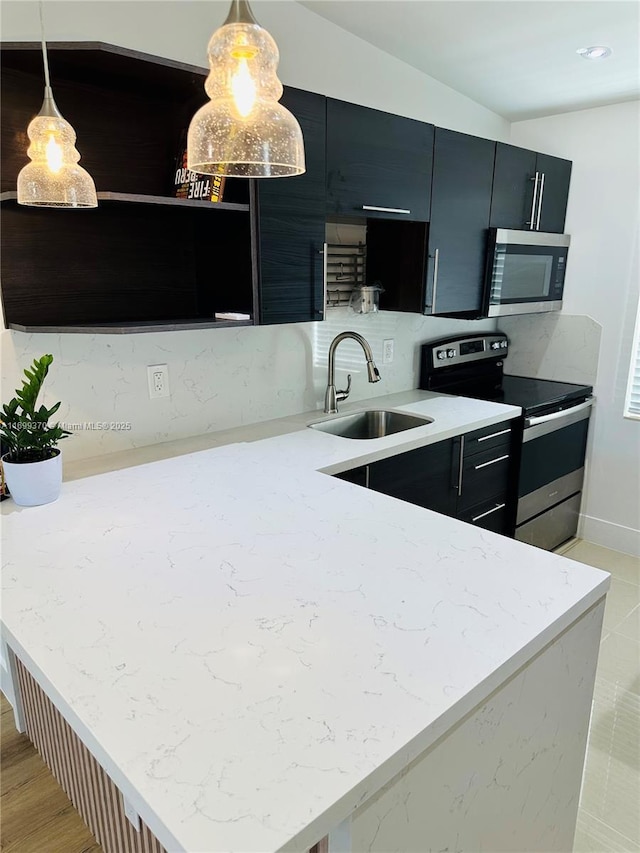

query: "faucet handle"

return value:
[337, 373, 352, 402]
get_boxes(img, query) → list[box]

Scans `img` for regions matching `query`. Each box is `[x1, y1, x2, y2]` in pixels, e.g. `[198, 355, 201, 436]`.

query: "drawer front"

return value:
[463, 420, 514, 457]
[458, 444, 511, 511]
[461, 499, 509, 535]
[515, 492, 581, 551]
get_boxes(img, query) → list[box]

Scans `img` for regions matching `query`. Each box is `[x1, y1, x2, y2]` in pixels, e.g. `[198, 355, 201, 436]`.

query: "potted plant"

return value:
[0, 354, 71, 507]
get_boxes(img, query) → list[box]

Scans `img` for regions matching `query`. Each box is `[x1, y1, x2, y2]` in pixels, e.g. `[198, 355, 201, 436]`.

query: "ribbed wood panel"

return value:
[15, 658, 167, 853]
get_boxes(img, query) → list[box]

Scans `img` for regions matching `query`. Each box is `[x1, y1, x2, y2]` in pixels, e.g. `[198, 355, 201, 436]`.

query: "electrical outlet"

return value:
[147, 364, 170, 399]
[122, 794, 141, 832]
[383, 339, 394, 365]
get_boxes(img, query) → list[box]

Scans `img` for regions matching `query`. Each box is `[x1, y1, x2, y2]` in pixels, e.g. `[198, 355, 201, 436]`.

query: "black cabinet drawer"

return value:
[458, 444, 511, 511]
[461, 499, 509, 535]
[463, 420, 514, 457]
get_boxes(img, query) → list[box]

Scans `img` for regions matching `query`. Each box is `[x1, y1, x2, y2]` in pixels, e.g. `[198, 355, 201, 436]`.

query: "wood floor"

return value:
[0, 692, 102, 853]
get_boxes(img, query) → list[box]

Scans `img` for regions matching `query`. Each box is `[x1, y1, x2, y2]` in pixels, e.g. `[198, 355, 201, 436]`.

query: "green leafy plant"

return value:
[0, 354, 71, 463]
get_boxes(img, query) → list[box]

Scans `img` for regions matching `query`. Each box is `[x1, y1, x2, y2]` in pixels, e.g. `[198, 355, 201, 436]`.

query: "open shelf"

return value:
[8, 318, 254, 335]
[1, 41, 258, 332]
[0, 191, 251, 212]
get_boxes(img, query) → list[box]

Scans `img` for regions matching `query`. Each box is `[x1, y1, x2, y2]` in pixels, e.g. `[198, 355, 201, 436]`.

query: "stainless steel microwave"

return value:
[483, 229, 570, 317]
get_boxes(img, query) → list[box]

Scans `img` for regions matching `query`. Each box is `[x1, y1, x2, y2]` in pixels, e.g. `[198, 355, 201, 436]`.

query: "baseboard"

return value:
[578, 514, 640, 557]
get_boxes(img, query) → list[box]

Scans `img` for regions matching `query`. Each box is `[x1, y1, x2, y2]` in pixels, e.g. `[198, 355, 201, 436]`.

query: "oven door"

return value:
[515, 399, 593, 547]
[484, 229, 570, 317]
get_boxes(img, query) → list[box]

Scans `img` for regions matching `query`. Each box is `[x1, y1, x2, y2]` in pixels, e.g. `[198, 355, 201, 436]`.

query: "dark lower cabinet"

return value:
[334, 466, 368, 488]
[257, 86, 326, 325]
[425, 129, 496, 317]
[456, 441, 512, 513]
[333, 420, 517, 537]
[453, 421, 516, 536]
[490, 143, 571, 234]
[368, 439, 457, 516]
[326, 98, 434, 222]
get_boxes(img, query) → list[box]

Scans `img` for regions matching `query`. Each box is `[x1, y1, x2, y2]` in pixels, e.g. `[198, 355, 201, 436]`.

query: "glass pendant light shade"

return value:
[17, 88, 98, 208]
[188, 0, 305, 178]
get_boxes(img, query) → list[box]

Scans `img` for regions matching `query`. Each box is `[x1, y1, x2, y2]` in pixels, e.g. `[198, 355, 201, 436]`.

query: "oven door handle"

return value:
[525, 398, 593, 428]
[523, 398, 593, 441]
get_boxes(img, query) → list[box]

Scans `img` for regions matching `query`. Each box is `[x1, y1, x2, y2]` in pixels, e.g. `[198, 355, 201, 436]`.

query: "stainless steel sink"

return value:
[309, 410, 434, 440]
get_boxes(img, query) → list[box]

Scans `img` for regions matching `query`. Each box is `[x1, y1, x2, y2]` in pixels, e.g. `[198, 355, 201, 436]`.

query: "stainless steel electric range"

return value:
[419, 333, 593, 551]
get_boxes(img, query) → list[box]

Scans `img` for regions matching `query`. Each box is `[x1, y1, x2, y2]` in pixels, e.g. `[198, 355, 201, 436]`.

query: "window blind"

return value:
[624, 305, 640, 418]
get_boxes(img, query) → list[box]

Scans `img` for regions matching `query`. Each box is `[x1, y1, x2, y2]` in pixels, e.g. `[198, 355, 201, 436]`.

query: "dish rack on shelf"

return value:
[324, 242, 367, 308]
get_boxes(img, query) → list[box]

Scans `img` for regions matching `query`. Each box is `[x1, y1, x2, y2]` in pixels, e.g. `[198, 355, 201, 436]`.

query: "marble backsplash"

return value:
[498, 313, 602, 386]
[1, 311, 496, 462]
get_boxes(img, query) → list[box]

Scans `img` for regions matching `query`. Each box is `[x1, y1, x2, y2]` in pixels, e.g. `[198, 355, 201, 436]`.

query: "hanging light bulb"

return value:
[17, 2, 97, 208]
[188, 0, 305, 178]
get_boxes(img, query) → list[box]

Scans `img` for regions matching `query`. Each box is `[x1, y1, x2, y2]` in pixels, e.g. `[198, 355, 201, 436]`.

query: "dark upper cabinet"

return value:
[368, 439, 457, 517]
[490, 143, 571, 233]
[535, 152, 572, 233]
[489, 144, 537, 231]
[326, 98, 434, 222]
[425, 129, 496, 317]
[257, 86, 327, 325]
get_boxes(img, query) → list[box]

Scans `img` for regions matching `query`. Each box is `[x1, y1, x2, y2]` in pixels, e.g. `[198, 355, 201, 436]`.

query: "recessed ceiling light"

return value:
[576, 46, 612, 60]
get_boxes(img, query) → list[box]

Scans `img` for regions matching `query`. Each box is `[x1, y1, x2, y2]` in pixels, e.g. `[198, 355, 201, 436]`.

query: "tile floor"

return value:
[559, 540, 640, 852]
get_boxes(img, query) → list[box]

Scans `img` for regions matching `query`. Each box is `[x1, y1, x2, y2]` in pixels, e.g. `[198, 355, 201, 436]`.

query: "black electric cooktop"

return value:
[419, 334, 593, 418]
[475, 375, 593, 417]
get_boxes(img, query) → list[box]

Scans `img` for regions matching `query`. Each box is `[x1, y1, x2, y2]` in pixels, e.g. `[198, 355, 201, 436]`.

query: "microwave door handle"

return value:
[536, 172, 545, 231]
[528, 172, 540, 230]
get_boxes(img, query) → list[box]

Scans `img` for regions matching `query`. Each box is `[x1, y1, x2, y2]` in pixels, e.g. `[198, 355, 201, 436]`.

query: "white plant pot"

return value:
[2, 450, 63, 507]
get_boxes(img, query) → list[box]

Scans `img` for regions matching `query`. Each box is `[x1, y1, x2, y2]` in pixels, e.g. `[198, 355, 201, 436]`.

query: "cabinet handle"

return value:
[317, 242, 328, 319]
[535, 172, 545, 231]
[361, 205, 411, 215]
[527, 172, 540, 230]
[365, 465, 370, 489]
[430, 248, 440, 313]
[457, 434, 465, 495]
[472, 503, 506, 523]
[474, 454, 509, 470]
[477, 428, 511, 442]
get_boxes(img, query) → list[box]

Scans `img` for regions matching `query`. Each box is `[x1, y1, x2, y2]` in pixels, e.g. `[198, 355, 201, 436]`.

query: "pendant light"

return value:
[17, 2, 97, 208]
[188, 0, 305, 178]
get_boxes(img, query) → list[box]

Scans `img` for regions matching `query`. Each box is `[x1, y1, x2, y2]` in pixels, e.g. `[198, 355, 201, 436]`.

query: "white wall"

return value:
[511, 101, 640, 556]
[1, 1, 510, 139]
[0, 1, 505, 462]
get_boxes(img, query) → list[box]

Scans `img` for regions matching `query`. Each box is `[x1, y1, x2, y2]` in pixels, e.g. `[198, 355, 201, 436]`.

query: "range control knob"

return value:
[501, 340, 508, 349]
[447, 349, 455, 358]
[491, 341, 500, 350]
[436, 350, 446, 360]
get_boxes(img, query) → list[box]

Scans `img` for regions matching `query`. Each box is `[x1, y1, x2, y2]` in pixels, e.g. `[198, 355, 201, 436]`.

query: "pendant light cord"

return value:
[39, 0, 51, 89]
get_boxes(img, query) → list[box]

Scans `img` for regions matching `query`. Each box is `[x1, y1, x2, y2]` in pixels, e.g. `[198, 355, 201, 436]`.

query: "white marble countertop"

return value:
[1, 391, 610, 853]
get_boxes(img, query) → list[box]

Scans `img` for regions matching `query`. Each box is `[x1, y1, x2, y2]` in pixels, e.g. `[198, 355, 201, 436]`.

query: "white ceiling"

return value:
[298, 1, 640, 121]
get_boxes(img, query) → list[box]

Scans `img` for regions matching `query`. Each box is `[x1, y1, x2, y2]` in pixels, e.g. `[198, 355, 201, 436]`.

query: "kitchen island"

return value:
[1, 391, 609, 853]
